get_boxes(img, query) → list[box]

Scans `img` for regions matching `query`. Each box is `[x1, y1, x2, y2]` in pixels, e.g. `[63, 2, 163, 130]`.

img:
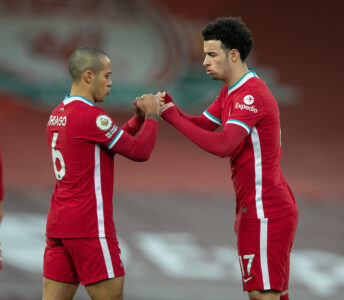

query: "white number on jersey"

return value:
[51, 132, 66, 180]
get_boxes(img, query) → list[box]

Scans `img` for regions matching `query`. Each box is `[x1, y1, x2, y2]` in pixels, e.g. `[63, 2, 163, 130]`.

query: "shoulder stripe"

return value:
[63, 96, 94, 106]
[203, 110, 221, 125]
[226, 119, 251, 134]
[108, 129, 124, 149]
[227, 69, 258, 95]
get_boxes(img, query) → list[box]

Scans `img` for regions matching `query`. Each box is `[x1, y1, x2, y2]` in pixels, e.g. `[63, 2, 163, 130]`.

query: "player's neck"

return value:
[225, 63, 249, 87]
[70, 85, 95, 103]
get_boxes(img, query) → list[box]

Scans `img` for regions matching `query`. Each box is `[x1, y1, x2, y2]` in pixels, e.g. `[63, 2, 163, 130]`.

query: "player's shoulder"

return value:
[244, 76, 266, 91]
[71, 101, 115, 133]
[220, 84, 229, 96]
[238, 77, 271, 99]
[64, 96, 108, 115]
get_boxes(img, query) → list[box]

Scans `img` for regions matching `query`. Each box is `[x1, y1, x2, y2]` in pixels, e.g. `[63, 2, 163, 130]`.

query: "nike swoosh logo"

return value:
[243, 276, 253, 283]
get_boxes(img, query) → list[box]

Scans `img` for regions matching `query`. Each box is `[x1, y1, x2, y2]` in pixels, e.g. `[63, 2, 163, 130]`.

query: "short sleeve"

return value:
[202, 85, 227, 126]
[226, 91, 265, 134]
[77, 107, 124, 150]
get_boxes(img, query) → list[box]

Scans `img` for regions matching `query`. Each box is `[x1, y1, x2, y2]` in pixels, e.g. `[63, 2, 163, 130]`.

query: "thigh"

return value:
[43, 237, 80, 284]
[235, 214, 297, 292]
[85, 276, 124, 300]
[42, 277, 79, 300]
[64, 237, 125, 286]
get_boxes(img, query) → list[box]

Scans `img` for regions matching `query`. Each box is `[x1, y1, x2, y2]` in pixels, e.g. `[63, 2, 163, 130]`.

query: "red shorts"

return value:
[43, 237, 125, 285]
[234, 212, 298, 292]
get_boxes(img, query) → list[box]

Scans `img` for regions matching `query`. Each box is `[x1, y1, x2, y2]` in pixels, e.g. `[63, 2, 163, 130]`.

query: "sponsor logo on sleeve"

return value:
[232, 94, 258, 113]
[96, 115, 112, 131]
[105, 124, 118, 139]
[235, 103, 258, 113]
[243, 95, 254, 105]
[47, 115, 67, 126]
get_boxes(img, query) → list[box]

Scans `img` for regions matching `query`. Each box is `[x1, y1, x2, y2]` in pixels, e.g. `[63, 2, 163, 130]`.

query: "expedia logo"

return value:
[235, 103, 258, 113]
[243, 95, 254, 105]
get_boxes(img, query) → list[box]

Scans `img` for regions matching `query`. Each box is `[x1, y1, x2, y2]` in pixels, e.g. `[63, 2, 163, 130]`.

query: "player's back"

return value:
[46, 97, 116, 238]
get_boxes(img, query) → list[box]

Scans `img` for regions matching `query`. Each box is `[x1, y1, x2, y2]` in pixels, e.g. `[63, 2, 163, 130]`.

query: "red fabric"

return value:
[280, 294, 290, 300]
[46, 96, 158, 238]
[43, 236, 125, 285]
[163, 71, 297, 223]
[162, 105, 247, 157]
[235, 212, 297, 292]
[114, 118, 158, 162]
[165, 93, 218, 131]
[121, 114, 144, 136]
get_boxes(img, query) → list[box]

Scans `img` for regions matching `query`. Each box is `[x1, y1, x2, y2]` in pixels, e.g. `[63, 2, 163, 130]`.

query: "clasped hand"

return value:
[134, 91, 174, 118]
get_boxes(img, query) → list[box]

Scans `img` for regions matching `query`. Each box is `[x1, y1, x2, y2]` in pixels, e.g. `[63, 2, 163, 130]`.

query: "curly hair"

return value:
[202, 17, 253, 61]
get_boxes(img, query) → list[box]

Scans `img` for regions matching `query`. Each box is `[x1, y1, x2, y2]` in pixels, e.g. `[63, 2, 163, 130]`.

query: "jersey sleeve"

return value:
[202, 85, 227, 126]
[164, 93, 218, 131]
[77, 107, 159, 161]
[121, 114, 144, 136]
[77, 106, 125, 150]
[225, 90, 265, 134]
[162, 105, 247, 158]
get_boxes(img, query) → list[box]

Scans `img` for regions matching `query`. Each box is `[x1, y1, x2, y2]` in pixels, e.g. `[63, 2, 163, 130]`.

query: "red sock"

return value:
[280, 294, 289, 300]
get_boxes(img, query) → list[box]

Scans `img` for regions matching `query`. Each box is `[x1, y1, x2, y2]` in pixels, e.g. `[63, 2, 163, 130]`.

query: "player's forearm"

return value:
[163, 107, 245, 157]
[121, 115, 144, 136]
[177, 108, 218, 131]
[165, 94, 217, 131]
[114, 118, 158, 162]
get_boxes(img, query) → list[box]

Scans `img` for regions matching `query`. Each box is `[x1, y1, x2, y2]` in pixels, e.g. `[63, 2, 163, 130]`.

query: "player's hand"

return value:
[155, 91, 166, 107]
[137, 93, 160, 115]
[160, 102, 175, 116]
[164, 92, 174, 104]
[133, 97, 145, 120]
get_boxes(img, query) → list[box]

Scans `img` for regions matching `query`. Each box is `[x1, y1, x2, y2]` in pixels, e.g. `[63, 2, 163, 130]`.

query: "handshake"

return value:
[134, 91, 175, 119]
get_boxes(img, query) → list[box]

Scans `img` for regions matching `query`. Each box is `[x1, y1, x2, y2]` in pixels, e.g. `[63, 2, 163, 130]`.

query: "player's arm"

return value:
[120, 98, 145, 136]
[161, 105, 248, 158]
[110, 116, 158, 162]
[110, 94, 160, 161]
[164, 93, 219, 131]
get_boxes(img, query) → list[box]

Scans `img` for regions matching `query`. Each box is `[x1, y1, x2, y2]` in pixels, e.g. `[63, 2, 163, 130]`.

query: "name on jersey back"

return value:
[47, 115, 67, 127]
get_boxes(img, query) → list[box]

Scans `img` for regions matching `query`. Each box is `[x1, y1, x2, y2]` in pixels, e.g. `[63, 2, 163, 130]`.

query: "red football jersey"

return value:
[204, 70, 297, 222]
[46, 95, 158, 238]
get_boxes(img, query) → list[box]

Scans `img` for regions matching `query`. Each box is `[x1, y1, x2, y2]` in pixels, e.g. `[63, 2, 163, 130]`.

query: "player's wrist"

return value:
[145, 113, 159, 121]
[161, 104, 176, 119]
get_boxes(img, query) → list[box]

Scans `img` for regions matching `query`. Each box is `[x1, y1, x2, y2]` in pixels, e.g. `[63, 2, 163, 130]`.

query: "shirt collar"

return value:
[63, 95, 94, 106]
[227, 68, 258, 95]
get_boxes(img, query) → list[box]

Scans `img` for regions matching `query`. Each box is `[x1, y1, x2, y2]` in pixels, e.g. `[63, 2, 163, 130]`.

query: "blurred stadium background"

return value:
[0, 0, 343, 299]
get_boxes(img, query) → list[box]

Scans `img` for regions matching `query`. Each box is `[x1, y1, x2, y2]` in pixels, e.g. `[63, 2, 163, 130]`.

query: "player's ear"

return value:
[83, 70, 94, 84]
[230, 49, 240, 63]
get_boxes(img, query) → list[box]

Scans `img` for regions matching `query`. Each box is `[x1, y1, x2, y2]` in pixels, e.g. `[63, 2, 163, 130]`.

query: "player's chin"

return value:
[209, 73, 218, 80]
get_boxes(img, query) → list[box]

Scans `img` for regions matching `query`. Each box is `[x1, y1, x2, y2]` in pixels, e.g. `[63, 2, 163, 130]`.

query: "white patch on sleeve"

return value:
[96, 115, 113, 131]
